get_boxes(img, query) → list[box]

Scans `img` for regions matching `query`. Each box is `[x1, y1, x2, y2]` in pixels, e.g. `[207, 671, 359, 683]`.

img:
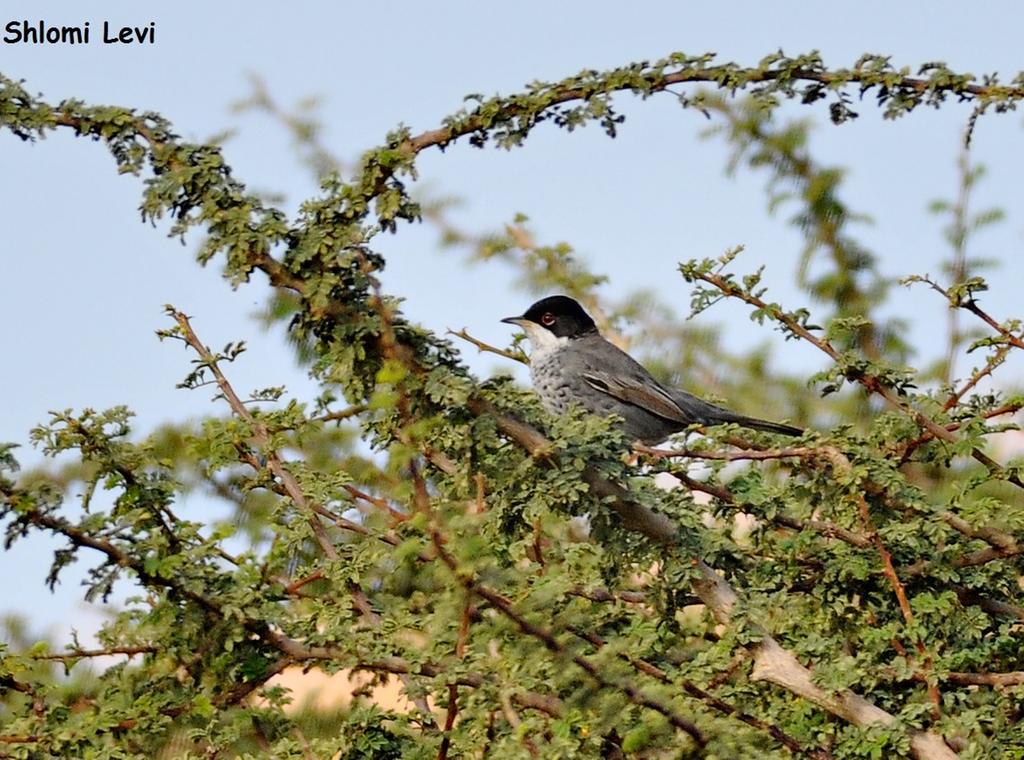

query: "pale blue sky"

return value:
[3, 0, 1024, 640]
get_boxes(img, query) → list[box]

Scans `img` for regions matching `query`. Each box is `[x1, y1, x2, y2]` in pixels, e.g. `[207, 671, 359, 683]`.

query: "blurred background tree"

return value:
[2, 52, 1024, 759]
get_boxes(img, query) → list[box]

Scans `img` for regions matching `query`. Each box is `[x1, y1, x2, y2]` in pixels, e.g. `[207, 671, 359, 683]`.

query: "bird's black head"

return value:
[501, 295, 597, 339]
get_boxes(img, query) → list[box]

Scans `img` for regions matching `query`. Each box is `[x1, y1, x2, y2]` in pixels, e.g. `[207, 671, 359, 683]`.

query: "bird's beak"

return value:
[501, 315, 527, 326]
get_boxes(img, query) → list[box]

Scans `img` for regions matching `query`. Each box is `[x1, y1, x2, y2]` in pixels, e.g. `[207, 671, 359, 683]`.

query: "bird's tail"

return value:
[669, 389, 803, 436]
[731, 415, 803, 437]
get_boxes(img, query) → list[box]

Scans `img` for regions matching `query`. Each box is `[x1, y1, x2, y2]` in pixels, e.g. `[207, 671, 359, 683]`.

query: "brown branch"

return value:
[282, 571, 324, 596]
[448, 328, 527, 363]
[351, 659, 563, 717]
[30, 646, 157, 662]
[0, 674, 37, 698]
[960, 300, 1024, 349]
[637, 443, 816, 462]
[953, 586, 1024, 623]
[943, 345, 1012, 411]
[945, 671, 1024, 687]
[921, 277, 1024, 352]
[671, 471, 872, 549]
[855, 493, 942, 714]
[436, 684, 459, 760]
[567, 586, 648, 604]
[314, 404, 367, 423]
[0, 735, 40, 745]
[897, 402, 1022, 459]
[707, 652, 751, 690]
[855, 494, 914, 624]
[343, 484, 409, 523]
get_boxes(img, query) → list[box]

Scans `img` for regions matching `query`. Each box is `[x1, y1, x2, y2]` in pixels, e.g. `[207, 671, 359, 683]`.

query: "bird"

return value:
[501, 295, 802, 444]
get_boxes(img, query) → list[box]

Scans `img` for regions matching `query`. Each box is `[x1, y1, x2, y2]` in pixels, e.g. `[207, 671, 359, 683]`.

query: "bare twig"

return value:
[637, 443, 815, 461]
[314, 404, 367, 423]
[343, 484, 408, 523]
[448, 328, 526, 363]
[922, 277, 1024, 352]
[30, 646, 156, 662]
[436, 684, 459, 760]
[946, 671, 1024, 687]
[943, 345, 1011, 411]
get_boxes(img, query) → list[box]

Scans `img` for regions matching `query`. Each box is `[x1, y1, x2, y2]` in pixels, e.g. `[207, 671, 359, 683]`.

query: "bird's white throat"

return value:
[521, 322, 570, 364]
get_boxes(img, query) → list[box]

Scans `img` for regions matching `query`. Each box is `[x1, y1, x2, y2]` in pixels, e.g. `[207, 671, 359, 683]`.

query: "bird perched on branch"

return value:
[502, 295, 801, 444]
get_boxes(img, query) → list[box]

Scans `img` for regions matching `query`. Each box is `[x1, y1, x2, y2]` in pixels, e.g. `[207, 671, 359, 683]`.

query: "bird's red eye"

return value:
[541, 313, 555, 326]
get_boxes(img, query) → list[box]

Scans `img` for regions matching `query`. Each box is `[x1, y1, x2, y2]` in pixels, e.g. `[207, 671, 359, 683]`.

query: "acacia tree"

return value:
[2, 52, 1024, 759]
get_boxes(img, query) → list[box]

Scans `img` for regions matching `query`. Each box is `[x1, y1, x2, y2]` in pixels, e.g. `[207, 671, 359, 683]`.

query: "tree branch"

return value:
[448, 328, 527, 363]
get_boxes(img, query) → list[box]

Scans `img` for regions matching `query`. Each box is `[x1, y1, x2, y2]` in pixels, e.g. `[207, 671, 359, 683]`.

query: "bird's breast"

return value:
[529, 350, 574, 415]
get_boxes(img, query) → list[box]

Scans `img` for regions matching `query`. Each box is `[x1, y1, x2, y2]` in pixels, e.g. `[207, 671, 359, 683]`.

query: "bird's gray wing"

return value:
[574, 337, 801, 435]
[580, 369, 693, 424]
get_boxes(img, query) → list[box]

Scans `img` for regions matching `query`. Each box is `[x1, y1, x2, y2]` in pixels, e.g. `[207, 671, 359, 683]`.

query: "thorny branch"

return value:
[689, 269, 1024, 490]
[448, 328, 527, 363]
[165, 308, 446, 726]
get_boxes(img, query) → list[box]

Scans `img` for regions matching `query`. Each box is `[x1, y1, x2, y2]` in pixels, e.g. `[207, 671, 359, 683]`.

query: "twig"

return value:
[953, 586, 1024, 623]
[854, 493, 942, 714]
[447, 328, 526, 363]
[436, 684, 459, 760]
[897, 402, 1021, 459]
[637, 443, 816, 461]
[945, 671, 1024, 687]
[922, 277, 1024, 352]
[671, 471, 872, 549]
[943, 345, 1011, 411]
[30, 646, 157, 662]
[567, 586, 648, 604]
[282, 571, 324, 596]
[314, 404, 367, 423]
[343, 484, 408, 523]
